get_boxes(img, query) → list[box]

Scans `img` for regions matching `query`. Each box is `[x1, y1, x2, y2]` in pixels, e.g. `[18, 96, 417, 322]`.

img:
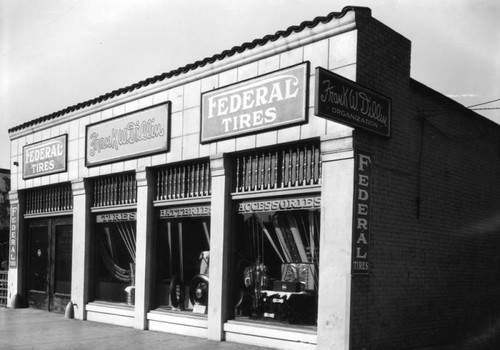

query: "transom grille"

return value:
[25, 183, 73, 214]
[93, 173, 137, 207]
[155, 160, 211, 201]
[234, 142, 321, 193]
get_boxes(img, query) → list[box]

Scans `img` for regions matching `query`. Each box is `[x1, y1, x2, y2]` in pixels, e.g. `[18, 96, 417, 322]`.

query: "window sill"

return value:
[225, 318, 317, 344]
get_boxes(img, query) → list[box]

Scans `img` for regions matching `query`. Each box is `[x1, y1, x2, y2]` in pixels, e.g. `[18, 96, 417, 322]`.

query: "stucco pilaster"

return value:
[207, 154, 232, 341]
[134, 168, 154, 329]
[317, 131, 354, 350]
[71, 179, 91, 319]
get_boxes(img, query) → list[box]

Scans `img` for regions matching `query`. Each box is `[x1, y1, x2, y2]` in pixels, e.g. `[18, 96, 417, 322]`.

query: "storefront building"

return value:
[7, 7, 500, 350]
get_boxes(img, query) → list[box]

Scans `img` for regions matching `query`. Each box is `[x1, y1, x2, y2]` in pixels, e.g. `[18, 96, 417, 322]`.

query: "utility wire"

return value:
[467, 98, 500, 108]
[470, 107, 500, 111]
[421, 106, 500, 113]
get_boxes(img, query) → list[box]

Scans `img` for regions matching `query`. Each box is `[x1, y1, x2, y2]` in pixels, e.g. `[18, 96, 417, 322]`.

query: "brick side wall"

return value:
[352, 13, 500, 350]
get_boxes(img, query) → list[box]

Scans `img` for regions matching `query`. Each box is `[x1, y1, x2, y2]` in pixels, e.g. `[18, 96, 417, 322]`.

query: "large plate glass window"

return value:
[91, 173, 137, 305]
[153, 160, 212, 313]
[93, 212, 137, 304]
[155, 208, 210, 312]
[232, 197, 320, 326]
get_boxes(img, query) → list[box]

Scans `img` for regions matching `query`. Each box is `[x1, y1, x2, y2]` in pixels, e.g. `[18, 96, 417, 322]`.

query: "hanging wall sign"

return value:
[23, 134, 67, 179]
[315, 67, 391, 137]
[9, 203, 19, 268]
[201, 62, 309, 143]
[352, 149, 372, 274]
[86, 102, 170, 167]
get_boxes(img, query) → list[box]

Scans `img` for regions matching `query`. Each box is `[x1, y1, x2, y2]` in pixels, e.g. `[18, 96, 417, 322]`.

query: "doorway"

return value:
[27, 217, 72, 313]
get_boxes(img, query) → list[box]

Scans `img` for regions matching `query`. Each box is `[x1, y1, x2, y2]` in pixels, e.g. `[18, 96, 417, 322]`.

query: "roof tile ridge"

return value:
[9, 6, 360, 134]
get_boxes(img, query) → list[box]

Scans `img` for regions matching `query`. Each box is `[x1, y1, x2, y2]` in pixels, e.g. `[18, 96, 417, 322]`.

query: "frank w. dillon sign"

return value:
[86, 102, 170, 166]
[201, 63, 309, 143]
[315, 67, 391, 137]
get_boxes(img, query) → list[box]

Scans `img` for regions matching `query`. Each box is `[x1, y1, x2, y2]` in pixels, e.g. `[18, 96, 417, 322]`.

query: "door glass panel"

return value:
[54, 225, 72, 294]
[29, 226, 49, 292]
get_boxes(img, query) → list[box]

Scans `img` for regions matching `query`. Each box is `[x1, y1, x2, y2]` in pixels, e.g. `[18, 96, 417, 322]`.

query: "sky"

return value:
[1, 0, 499, 170]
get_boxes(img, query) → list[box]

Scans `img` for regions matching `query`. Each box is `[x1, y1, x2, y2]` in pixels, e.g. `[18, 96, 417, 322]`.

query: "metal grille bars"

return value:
[93, 173, 137, 207]
[25, 183, 73, 214]
[0, 271, 7, 307]
[234, 141, 321, 193]
[155, 160, 211, 201]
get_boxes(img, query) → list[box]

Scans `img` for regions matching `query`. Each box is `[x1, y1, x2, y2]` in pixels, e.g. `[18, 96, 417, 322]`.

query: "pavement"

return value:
[0, 308, 273, 350]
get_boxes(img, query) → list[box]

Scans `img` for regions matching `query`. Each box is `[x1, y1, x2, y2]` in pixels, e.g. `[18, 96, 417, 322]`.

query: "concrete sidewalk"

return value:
[0, 308, 272, 350]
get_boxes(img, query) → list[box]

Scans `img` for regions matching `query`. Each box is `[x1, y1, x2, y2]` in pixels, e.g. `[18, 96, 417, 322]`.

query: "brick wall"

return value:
[352, 12, 500, 350]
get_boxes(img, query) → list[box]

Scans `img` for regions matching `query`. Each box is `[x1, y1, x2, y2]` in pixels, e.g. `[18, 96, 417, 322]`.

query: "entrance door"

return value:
[27, 218, 72, 313]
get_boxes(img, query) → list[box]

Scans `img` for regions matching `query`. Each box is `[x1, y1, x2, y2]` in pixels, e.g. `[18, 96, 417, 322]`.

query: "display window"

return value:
[231, 198, 320, 327]
[154, 211, 210, 313]
[92, 212, 137, 305]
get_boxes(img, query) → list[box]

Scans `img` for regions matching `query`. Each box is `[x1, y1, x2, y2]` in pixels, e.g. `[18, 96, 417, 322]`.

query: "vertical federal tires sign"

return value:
[353, 149, 372, 274]
[86, 102, 170, 167]
[315, 67, 391, 137]
[200, 62, 309, 143]
[23, 134, 68, 179]
[9, 203, 18, 268]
